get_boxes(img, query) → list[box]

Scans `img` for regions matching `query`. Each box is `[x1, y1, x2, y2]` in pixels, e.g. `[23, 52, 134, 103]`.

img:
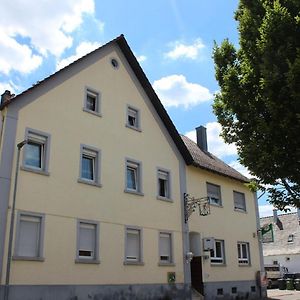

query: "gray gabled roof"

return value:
[181, 135, 249, 183]
[260, 213, 300, 256]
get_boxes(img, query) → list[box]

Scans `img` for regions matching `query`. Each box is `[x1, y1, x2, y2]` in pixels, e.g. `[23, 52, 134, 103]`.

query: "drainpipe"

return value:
[253, 192, 267, 299]
[4, 140, 27, 300]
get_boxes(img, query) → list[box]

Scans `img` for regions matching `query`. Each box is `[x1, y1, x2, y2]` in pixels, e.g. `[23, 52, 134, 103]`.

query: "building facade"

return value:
[261, 210, 300, 274]
[0, 35, 265, 300]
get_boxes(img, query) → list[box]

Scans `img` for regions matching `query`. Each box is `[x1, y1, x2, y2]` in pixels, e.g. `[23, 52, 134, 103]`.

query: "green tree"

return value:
[213, 0, 300, 210]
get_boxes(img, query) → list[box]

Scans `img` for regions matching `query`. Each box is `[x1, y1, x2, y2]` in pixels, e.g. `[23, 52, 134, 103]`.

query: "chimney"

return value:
[1, 90, 15, 106]
[196, 126, 208, 152]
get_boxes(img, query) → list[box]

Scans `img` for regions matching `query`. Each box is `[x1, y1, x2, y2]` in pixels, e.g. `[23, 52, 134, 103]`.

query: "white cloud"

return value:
[165, 39, 205, 60]
[0, 0, 98, 74]
[0, 29, 43, 75]
[153, 74, 213, 109]
[56, 41, 101, 70]
[136, 55, 147, 63]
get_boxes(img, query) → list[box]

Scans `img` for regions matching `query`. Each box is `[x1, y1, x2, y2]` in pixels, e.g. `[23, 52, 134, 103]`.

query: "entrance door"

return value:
[191, 256, 204, 294]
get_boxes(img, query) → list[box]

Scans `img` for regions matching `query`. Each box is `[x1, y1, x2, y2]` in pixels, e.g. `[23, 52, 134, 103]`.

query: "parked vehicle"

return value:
[265, 264, 288, 288]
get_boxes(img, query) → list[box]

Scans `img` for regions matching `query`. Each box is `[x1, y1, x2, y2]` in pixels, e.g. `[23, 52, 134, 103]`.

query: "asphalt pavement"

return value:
[268, 289, 300, 300]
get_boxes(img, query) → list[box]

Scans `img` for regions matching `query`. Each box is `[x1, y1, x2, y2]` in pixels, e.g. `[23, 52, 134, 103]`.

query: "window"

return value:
[159, 232, 173, 264]
[14, 212, 44, 260]
[79, 145, 101, 186]
[234, 191, 246, 211]
[217, 288, 223, 296]
[231, 287, 237, 294]
[157, 169, 171, 199]
[125, 227, 143, 264]
[76, 220, 99, 263]
[210, 239, 225, 264]
[237, 242, 250, 265]
[84, 88, 101, 115]
[251, 286, 256, 293]
[288, 234, 294, 243]
[126, 106, 140, 130]
[207, 183, 221, 206]
[125, 159, 142, 194]
[23, 128, 50, 174]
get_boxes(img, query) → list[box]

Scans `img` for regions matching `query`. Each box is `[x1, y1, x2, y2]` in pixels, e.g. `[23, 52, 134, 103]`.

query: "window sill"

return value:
[13, 256, 45, 262]
[124, 189, 144, 196]
[75, 258, 100, 264]
[158, 262, 175, 267]
[82, 108, 102, 117]
[210, 262, 226, 267]
[78, 178, 102, 188]
[125, 124, 142, 132]
[234, 208, 247, 213]
[157, 196, 173, 203]
[21, 166, 50, 176]
[238, 263, 251, 267]
[210, 203, 223, 208]
[123, 261, 144, 266]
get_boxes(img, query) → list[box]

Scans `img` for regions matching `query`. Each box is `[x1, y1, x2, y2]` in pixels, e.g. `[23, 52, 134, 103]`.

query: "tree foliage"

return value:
[213, 0, 300, 210]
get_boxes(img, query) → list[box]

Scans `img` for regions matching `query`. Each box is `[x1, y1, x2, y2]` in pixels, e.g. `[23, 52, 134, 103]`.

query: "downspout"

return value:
[253, 192, 267, 299]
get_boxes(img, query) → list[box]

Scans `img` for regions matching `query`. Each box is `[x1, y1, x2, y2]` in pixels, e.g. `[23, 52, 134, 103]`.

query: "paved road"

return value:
[268, 289, 300, 300]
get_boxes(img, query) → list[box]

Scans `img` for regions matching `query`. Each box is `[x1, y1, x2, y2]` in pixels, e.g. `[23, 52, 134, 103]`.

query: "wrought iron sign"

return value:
[184, 193, 210, 223]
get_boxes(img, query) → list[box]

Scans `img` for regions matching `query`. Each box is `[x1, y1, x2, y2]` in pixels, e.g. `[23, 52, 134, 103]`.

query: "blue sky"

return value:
[0, 0, 286, 217]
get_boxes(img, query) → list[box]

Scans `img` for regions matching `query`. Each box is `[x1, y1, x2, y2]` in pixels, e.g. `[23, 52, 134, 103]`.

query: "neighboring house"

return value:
[0, 35, 265, 300]
[183, 129, 265, 300]
[260, 210, 300, 273]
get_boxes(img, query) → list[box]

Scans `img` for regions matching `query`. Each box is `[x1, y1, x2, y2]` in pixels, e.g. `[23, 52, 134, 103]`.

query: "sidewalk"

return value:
[268, 289, 300, 300]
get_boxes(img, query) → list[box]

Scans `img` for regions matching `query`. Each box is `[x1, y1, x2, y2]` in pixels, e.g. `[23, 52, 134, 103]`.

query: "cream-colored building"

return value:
[0, 35, 265, 300]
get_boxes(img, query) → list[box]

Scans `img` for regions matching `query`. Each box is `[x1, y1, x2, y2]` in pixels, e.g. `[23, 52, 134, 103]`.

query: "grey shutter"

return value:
[127, 229, 139, 260]
[79, 223, 96, 257]
[18, 215, 40, 257]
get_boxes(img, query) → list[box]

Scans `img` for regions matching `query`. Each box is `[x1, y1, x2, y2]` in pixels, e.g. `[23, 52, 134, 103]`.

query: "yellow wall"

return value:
[187, 166, 261, 282]
[2, 45, 184, 285]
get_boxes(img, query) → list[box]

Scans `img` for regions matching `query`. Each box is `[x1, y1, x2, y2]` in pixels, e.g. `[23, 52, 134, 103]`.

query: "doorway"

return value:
[189, 232, 204, 294]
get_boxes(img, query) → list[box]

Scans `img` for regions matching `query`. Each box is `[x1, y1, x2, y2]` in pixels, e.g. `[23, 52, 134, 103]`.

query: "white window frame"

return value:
[125, 159, 143, 195]
[75, 219, 100, 264]
[210, 239, 225, 265]
[83, 87, 101, 116]
[157, 168, 171, 201]
[206, 182, 222, 206]
[22, 128, 51, 175]
[234, 191, 246, 212]
[126, 105, 141, 131]
[13, 211, 45, 261]
[237, 242, 250, 265]
[124, 226, 143, 265]
[158, 231, 174, 265]
[78, 144, 101, 187]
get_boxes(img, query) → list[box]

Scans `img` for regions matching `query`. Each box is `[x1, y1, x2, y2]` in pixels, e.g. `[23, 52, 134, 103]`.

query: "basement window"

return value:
[288, 234, 294, 243]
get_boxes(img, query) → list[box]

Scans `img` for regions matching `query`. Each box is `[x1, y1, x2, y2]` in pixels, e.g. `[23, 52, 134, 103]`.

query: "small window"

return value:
[207, 183, 221, 206]
[210, 240, 225, 264]
[125, 159, 142, 194]
[125, 227, 142, 263]
[159, 232, 173, 264]
[126, 106, 140, 130]
[217, 288, 223, 295]
[237, 242, 250, 265]
[111, 58, 119, 69]
[84, 88, 100, 115]
[158, 169, 170, 199]
[288, 234, 294, 243]
[231, 287, 237, 294]
[23, 128, 50, 174]
[251, 286, 256, 293]
[234, 191, 246, 211]
[79, 145, 101, 186]
[14, 212, 44, 260]
[77, 221, 99, 262]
